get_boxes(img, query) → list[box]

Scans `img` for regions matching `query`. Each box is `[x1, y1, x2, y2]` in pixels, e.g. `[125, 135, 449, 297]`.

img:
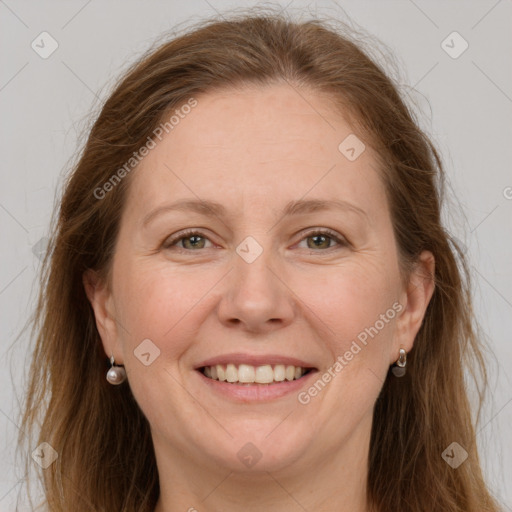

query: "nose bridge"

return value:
[236, 237, 275, 290]
[233, 233, 280, 302]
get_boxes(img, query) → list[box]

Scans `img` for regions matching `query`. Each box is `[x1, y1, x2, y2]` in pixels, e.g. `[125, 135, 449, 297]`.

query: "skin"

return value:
[84, 82, 435, 512]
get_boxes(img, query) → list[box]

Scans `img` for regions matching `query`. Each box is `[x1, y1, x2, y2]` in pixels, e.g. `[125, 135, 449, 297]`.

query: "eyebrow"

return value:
[142, 197, 368, 227]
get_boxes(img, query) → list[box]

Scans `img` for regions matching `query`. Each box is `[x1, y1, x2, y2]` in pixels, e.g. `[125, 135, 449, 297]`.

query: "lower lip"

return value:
[195, 369, 318, 402]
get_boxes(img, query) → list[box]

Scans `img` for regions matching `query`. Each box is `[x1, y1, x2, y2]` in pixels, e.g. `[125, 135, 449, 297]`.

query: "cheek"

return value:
[112, 259, 213, 363]
[295, 262, 400, 412]
[291, 258, 399, 352]
[112, 263, 213, 426]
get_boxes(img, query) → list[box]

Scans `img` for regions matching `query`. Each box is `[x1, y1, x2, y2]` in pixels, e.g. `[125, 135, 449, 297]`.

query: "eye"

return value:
[162, 228, 348, 253]
[296, 228, 348, 251]
[163, 229, 214, 251]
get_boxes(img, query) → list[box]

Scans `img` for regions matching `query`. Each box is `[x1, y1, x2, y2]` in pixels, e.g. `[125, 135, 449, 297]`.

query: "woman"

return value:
[19, 9, 501, 512]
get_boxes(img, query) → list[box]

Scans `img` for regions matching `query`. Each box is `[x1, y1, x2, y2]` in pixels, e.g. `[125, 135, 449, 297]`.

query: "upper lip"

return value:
[195, 353, 317, 370]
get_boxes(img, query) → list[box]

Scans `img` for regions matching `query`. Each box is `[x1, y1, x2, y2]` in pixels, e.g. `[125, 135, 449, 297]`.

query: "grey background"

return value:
[1, 0, 511, 509]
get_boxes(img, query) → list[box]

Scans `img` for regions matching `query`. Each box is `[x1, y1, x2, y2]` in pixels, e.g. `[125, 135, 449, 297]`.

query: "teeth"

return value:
[255, 364, 273, 383]
[238, 364, 256, 383]
[217, 365, 226, 381]
[274, 364, 286, 381]
[201, 363, 309, 384]
[226, 363, 237, 383]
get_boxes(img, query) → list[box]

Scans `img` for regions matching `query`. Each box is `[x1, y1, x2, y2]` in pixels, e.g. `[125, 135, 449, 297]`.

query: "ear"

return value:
[83, 269, 123, 364]
[392, 250, 435, 363]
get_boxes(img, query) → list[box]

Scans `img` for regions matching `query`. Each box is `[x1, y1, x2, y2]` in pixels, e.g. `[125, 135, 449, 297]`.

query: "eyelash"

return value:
[162, 228, 348, 253]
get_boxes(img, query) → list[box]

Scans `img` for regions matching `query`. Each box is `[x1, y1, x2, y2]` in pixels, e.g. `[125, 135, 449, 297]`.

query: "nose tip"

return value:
[216, 250, 295, 333]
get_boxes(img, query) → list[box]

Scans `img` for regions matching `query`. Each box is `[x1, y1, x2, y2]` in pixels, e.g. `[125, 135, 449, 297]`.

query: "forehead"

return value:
[125, 83, 386, 222]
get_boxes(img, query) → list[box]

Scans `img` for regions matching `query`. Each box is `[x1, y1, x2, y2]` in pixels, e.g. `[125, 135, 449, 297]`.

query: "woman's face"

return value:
[87, 83, 433, 478]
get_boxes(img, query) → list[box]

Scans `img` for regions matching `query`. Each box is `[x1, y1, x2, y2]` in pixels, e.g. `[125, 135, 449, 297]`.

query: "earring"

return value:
[391, 348, 407, 377]
[106, 355, 126, 385]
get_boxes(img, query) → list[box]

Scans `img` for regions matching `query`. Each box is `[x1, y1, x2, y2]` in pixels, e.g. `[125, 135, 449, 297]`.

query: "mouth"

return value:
[198, 363, 315, 385]
[194, 356, 319, 402]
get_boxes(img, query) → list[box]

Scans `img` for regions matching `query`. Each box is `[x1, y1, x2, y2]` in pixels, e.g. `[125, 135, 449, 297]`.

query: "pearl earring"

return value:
[391, 348, 407, 377]
[106, 355, 126, 385]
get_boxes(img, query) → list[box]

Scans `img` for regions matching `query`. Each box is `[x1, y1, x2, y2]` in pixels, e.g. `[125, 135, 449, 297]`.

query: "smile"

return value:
[200, 363, 313, 385]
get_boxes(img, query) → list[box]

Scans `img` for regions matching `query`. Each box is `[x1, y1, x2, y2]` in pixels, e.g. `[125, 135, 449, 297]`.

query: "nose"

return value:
[216, 247, 296, 334]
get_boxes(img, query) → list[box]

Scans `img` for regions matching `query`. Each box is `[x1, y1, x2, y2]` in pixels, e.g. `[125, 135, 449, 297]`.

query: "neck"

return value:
[153, 415, 372, 512]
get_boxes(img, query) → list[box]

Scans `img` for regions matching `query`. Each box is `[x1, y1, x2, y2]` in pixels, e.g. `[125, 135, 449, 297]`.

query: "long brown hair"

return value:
[18, 8, 501, 511]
